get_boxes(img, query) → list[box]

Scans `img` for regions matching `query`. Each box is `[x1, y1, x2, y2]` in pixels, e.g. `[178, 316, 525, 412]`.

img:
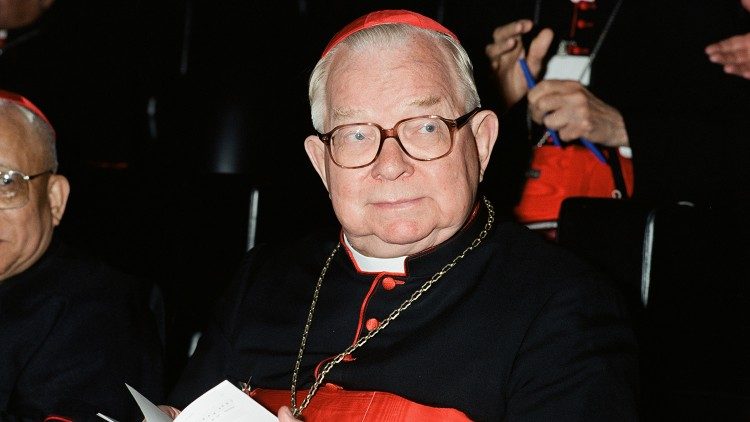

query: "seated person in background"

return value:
[484, 1, 749, 209]
[0, 90, 164, 421]
[164, 10, 638, 421]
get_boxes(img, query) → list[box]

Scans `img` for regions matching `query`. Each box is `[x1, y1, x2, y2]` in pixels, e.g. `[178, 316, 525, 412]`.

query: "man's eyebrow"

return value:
[330, 97, 443, 121]
[409, 97, 442, 108]
[330, 108, 362, 120]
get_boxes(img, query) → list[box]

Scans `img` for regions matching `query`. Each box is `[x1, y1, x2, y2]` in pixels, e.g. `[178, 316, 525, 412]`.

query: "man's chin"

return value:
[374, 224, 436, 249]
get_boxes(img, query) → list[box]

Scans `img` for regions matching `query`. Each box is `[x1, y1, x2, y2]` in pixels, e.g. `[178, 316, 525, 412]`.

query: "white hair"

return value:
[308, 23, 481, 132]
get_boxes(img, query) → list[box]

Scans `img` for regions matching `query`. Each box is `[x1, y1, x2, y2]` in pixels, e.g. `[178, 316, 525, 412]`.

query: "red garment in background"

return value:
[514, 144, 634, 228]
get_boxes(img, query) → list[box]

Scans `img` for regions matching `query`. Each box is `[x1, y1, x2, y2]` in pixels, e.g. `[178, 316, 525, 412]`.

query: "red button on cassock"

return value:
[366, 318, 380, 331]
[382, 277, 396, 290]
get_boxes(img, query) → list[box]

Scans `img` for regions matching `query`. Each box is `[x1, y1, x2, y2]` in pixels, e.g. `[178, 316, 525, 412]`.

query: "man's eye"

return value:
[421, 123, 437, 133]
[340, 128, 372, 143]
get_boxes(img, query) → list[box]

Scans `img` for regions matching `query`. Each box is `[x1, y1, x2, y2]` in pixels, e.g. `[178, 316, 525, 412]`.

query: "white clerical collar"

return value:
[343, 234, 407, 273]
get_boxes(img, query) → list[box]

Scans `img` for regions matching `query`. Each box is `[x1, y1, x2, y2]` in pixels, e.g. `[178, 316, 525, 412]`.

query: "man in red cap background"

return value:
[0, 90, 165, 421]
[162, 10, 637, 421]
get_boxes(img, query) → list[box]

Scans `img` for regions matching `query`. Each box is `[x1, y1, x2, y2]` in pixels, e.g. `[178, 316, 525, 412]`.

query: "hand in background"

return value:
[705, 32, 750, 79]
[704, 0, 750, 79]
[527, 79, 629, 148]
[485, 19, 554, 109]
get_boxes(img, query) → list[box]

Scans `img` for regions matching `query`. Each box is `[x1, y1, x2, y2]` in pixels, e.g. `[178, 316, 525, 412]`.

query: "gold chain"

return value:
[290, 197, 495, 417]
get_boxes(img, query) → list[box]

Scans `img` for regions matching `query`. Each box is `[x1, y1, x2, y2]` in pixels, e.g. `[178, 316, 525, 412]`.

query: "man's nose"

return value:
[370, 137, 413, 179]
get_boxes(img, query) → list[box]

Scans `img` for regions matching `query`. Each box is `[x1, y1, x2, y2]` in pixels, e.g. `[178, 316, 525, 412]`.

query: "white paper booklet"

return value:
[125, 379, 277, 422]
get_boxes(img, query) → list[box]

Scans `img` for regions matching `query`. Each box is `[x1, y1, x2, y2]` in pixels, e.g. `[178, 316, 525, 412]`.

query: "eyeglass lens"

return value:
[0, 171, 30, 209]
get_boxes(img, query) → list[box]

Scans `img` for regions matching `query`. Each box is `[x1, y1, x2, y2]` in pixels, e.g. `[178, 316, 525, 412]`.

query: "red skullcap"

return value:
[0, 89, 54, 129]
[321, 9, 459, 58]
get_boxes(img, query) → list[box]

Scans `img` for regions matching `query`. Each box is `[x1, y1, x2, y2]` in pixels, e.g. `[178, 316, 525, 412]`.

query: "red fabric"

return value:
[43, 416, 73, 422]
[321, 9, 458, 58]
[250, 385, 471, 421]
[514, 144, 634, 224]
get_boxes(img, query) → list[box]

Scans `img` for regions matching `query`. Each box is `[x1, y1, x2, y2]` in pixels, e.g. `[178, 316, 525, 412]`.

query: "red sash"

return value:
[250, 384, 472, 421]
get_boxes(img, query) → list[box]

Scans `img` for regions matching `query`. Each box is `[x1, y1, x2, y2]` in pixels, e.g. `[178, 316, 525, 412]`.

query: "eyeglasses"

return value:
[317, 107, 481, 169]
[0, 169, 53, 210]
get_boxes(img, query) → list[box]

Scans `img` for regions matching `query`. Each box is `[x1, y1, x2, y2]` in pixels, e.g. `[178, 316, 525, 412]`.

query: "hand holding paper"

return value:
[126, 380, 277, 422]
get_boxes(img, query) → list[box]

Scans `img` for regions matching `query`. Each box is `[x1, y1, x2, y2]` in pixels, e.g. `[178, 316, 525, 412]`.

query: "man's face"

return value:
[0, 109, 60, 281]
[305, 35, 496, 258]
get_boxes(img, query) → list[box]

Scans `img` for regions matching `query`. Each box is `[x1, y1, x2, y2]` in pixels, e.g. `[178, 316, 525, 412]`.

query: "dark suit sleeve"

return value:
[505, 272, 639, 421]
[4, 274, 164, 421]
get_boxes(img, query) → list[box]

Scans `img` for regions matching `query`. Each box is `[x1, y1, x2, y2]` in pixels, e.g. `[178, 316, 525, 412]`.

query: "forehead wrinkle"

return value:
[328, 40, 459, 124]
[0, 161, 17, 170]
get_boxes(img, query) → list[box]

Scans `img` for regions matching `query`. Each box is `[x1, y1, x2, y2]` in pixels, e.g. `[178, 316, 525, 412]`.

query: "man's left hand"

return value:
[277, 406, 302, 421]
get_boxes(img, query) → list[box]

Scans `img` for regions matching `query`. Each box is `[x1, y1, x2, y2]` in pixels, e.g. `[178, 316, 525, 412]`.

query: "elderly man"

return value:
[0, 90, 164, 421]
[166, 10, 638, 421]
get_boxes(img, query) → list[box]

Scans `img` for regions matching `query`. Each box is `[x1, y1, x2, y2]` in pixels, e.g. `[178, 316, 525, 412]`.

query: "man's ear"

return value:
[471, 110, 499, 182]
[47, 174, 70, 227]
[304, 135, 330, 192]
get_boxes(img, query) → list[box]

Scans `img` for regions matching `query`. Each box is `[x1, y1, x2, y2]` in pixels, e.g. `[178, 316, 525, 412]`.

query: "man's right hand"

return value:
[158, 405, 181, 418]
[142, 405, 181, 421]
[485, 19, 554, 109]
